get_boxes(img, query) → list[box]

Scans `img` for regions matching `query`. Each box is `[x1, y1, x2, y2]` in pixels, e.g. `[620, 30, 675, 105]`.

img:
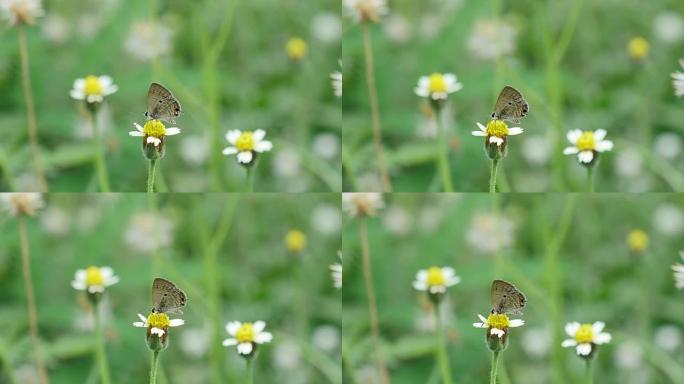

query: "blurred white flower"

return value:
[653, 204, 684, 236]
[312, 325, 340, 352]
[466, 213, 514, 254]
[615, 147, 643, 177]
[615, 340, 643, 369]
[330, 261, 342, 289]
[222, 321, 273, 356]
[0, 193, 44, 217]
[467, 19, 517, 61]
[312, 133, 340, 160]
[76, 204, 101, 233]
[330, 70, 342, 98]
[76, 13, 102, 40]
[70, 75, 118, 104]
[41, 13, 69, 43]
[356, 173, 384, 192]
[272, 148, 301, 178]
[673, 252, 684, 289]
[671, 59, 684, 97]
[311, 12, 341, 43]
[654, 325, 682, 352]
[418, 204, 445, 232]
[180, 327, 210, 358]
[71, 266, 119, 294]
[14, 364, 39, 384]
[654, 132, 682, 160]
[418, 14, 445, 39]
[180, 135, 210, 167]
[0, 0, 43, 26]
[40, 206, 71, 236]
[653, 11, 684, 44]
[522, 327, 551, 358]
[382, 205, 412, 236]
[124, 20, 173, 62]
[272, 339, 301, 369]
[561, 321, 611, 357]
[413, 266, 460, 294]
[343, 0, 388, 24]
[342, 193, 384, 218]
[563, 129, 614, 165]
[223, 129, 273, 165]
[311, 203, 341, 235]
[124, 212, 175, 253]
[414, 73, 463, 101]
[383, 14, 412, 43]
[522, 136, 551, 166]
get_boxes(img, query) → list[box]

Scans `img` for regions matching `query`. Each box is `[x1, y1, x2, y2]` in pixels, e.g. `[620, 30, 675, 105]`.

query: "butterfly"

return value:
[491, 279, 527, 315]
[145, 83, 182, 124]
[490, 86, 529, 122]
[152, 278, 187, 315]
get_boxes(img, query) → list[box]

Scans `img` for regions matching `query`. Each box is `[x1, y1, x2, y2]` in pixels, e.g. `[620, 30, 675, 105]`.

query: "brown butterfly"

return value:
[491, 279, 527, 315]
[490, 86, 529, 122]
[152, 278, 187, 315]
[145, 83, 182, 123]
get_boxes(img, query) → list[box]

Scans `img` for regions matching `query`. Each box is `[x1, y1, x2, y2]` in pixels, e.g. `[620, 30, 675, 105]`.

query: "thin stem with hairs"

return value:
[94, 307, 112, 384]
[434, 303, 452, 384]
[490, 351, 500, 384]
[434, 108, 453, 192]
[489, 159, 500, 193]
[149, 350, 160, 384]
[147, 159, 157, 193]
[90, 110, 110, 192]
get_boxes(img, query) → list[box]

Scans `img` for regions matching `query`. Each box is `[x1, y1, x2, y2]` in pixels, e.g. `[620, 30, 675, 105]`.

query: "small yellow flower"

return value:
[71, 266, 119, 294]
[562, 321, 611, 357]
[286, 37, 308, 61]
[129, 119, 181, 147]
[628, 37, 649, 60]
[285, 229, 307, 253]
[70, 75, 118, 104]
[627, 229, 649, 252]
[223, 321, 273, 356]
[473, 312, 524, 338]
[472, 120, 524, 147]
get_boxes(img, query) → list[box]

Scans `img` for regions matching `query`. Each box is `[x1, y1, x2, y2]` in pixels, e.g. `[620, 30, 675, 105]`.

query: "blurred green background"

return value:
[343, 0, 684, 192]
[342, 193, 684, 383]
[0, 193, 341, 383]
[0, 0, 341, 192]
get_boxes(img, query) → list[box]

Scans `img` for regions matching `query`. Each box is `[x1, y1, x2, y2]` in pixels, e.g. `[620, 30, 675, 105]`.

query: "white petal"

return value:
[576, 343, 592, 356]
[473, 322, 487, 328]
[138, 313, 148, 322]
[222, 147, 238, 155]
[71, 281, 85, 290]
[151, 328, 165, 336]
[413, 281, 428, 291]
[596, 140, 613, 152]
[490, 136, 504, 146]
[563, 146, 579, 155]
[252, 321, 266, 333]
[416, 270, 428, 282]
[477, 314, 488, 323]
[414, 87, 429, 97]
[99, 76, 113, 87]
[165, 128, 181, 136]
[472, 131, 486, 137]
[103, 85, 118, 96]
[476, 122, 487, 132]
[132, 322, 146, 327]
[169, 319, 185, 327]
[147, 137, 162, 146]
[508, 127, 523, 135]
[509, 319, 525, 327]
[491, 328, 505, 338]
[73, 78, 85, 90]
[129, 131, 144, 137]
[134, 123, 144, 132]
[594, 332, 611, 344]
[565, 322, 580, 337]
[237, 151, 253, 164]
[593, 129, 607, 141]
[441, 267, 455, 278]
[561, 339, 578, 348]
[237, 342, 253, 355]
[254, 140, 272, 152]
[226, 130, 241, 144]
[105, 276, 120, 287]
[567, 130, 582, 144]
[226, 321, 242, 336]
[578, 151, 594, 163]
[222, 338, 238, 346]
[429, 286, 446, 294]
[252, 129, 266, 141]
[446, 276, 461, 286]
[70, 90, 85, 100]
[591, 321, 605, 334]
[254, 332, 273, 344]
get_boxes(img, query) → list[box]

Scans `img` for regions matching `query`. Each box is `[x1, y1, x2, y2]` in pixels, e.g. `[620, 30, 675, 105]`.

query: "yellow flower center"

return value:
[486, 120, 509, 138]
[487, 313, 511, 329]
[286, 37, 308, 60]
[627, 229, 649, 252]
[576, 131, 596, 151]
[143, 119, 166, 138]
[85, 266, 104, 286]
[575, 324, 594, 344]
[428, 73, 447, 93]
[628, 37, 649, 60]
[236, 323, 255, 343]
[147, 312, 170, 329]
[285, 230, 307, 253]
[426, 267, 446, 286]
[235, 131, 255, 151]
[84, 76, 103, 96]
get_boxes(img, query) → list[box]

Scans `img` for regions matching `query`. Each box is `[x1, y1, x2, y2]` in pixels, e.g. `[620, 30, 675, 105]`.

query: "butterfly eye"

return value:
[490, 112, 495, 118]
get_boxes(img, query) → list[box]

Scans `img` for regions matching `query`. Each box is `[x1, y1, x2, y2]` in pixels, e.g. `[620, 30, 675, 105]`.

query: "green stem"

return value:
[91, 111, 111, 192]
[434, 303, 452, 384]
[245, 358, 254, 384]
[584, 358, 593, 384]
[147, 159, 157, 193]
[587, 166, 594, 192]
[489, 159, 500, 193]
[435, 108, 453, 192]
[150, 350, 160, 384]
[490, 351, 500, 384]
[245, 166, 254, 192]
[94, 308, 112, 384]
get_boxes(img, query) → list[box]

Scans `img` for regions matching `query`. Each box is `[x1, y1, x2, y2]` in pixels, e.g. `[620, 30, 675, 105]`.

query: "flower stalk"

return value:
[90, 109, 111, 192]
[586, 166, 594, 192]
[584, 358, 593, 384]
[490, 350, 500, 384]
[434, 304, 452, 384]
[245, 358, 254, 384]
[147, 159, 157, 193]
[434, 108, 453, 192]
[489, 159, 500, 193]
[94, 307, 112, 384]
[149, 350, 160, 384]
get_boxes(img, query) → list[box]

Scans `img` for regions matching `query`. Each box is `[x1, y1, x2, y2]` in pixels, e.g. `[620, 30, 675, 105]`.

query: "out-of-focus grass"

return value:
[0, 193, 341, 383]
[343, 0, 684, 192]
[0, 0, 341, 192]
[342, 193, 684, 383]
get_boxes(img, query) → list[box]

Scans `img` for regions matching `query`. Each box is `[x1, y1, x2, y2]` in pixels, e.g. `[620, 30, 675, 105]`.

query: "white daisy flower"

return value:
[343, 0, 388, 24]
[561, 321, 612, 357]
[129, 119, 181, 148]
[0, 193, 44, 217]
[673, 252, 684, 289]
[672, 59, 684, 97]
[414, 73, 463, 101]
[473, 313, 525, 338]
[124, 20, 173, 63]
[472, 120, 523, 147]
[222, 321, 273, 356]
[133, 312, 184, 338]
[71, 266, 119, 294]
[563, 129, 614, 164]
[0, 0, 43, 26]
[413, 266, 461, 294]
[330, 71, 342, 97]
[69, 75, 118, 104]
[123, 211, 175, 254]
[342, 193, 384, 218]
[222, 129, 273, 165]
[467, 19, 517, 61]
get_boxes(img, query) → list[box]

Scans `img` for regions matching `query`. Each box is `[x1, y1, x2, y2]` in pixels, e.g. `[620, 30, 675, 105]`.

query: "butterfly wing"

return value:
[491, 86, 529, 122]
[491, 279, 527, 315]
[152, 278, 187, 314]
[146, 83, 182, 123]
